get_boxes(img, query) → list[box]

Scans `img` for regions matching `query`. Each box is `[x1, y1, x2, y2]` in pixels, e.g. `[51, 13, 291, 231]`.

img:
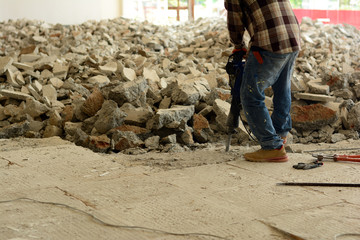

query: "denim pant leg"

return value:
[240, 50, 298, 149]
[271, 52, 298, 138]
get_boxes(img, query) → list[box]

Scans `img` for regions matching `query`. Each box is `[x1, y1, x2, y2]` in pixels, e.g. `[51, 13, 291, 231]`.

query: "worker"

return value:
[224, 0, 301, 162]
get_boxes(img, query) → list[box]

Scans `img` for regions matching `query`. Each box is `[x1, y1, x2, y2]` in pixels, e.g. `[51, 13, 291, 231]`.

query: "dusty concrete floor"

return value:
[0, 137, 360, 240]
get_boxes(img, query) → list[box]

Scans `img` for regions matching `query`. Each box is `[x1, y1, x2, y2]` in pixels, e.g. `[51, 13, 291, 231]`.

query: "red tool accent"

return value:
[313, 154, 360, 162]
[253, 51, 264, 64]
[333, 154, 360, 162]
[232, 48, 247, 53]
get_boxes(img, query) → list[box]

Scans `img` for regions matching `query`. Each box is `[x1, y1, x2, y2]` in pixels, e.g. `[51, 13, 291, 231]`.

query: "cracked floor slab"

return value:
[0, 137, 360, 240]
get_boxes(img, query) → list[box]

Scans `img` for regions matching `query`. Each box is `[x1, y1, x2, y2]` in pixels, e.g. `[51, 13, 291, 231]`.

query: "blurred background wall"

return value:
[0, 0, 359, 27]
[0, 0, 121, 24]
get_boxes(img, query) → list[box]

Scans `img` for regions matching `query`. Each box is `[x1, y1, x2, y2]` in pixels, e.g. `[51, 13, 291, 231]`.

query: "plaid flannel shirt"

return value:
[225, 0, 301, 54]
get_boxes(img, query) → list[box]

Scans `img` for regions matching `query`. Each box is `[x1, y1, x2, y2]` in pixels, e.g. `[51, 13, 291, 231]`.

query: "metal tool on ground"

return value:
[293, 152, 360, 170]
[277, 182, 360, 187]
[312, 153, 360, 162]
[293, 160, 323, 170]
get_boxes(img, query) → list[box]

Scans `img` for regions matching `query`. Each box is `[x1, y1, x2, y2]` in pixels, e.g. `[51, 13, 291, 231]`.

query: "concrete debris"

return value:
[0, 17, 359, 153]
[291, 104, 338, 130]
[0, 56, 14, 75]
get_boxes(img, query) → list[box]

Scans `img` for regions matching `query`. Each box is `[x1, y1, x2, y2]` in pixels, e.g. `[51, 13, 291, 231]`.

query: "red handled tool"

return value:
[312, 154, 360, 162]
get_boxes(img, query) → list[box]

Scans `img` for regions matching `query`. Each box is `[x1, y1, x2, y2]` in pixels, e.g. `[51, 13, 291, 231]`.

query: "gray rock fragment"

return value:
[111, 130, 143, 151]
[0, 89, 32, 101]
[109, 78, 148, 107]
[0, 121, 30, 139]
[0, 56, 14, 74]
[94, 100, 127, 134]
[147, 105, 195, 130]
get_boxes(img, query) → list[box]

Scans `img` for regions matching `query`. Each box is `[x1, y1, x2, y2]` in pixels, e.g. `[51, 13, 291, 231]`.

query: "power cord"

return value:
[0, 197, 231, 240]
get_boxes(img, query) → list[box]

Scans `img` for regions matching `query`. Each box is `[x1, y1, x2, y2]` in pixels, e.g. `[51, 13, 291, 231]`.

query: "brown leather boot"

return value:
[244, 145, 288, 162]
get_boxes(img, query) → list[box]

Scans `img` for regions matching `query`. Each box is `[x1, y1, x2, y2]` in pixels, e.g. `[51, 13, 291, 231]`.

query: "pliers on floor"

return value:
[312, 154, 360, 162]
[293, 160, 323, 170]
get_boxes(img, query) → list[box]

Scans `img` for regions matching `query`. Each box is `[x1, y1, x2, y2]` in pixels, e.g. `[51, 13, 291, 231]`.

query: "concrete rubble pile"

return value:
[0, 17, 359, 153]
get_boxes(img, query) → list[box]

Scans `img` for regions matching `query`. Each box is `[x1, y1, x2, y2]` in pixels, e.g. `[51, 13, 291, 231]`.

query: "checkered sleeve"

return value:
[224, 0, 246, 49]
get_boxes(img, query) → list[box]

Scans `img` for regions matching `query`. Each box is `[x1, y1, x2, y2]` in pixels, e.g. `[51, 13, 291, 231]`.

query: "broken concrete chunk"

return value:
[206, 88, 231, 105]
[122, 67, 136, 81]
[144, 136, 160, 149]
[32, 80, 43, 93]
[87, 75, 110, 87]
[62, 78, 90, 97]
[143, 67, 160, 82]
[33, 36, 47, 43]
[89, 135, 111, 153]
[294, 92, 336, 102]
[81, 88, 104, 117]
[160, 134, 177, 144]
[12, 62, 34, 71]
[20, 54, 41, 63]
[41, 69, 54, 79]
[73, 128, 90, 148]
[6, 69, 20, 88]
[134, 56, 147, 68]
[180, 126, 194, 146]
[64, 122, 83, 138]
[347, 103, 360, 131]
[0, 121, 30, 139]
[0, 89, 32, 101]
[306, 79, 329, 95]
[29, 120, 44, 132]
[94, 100, 127, 134]
[53, 63, 69, 79]
[99, 61, 117, 75]
[213, 99, 231, 132]
[27, 84, 42, 101]
[171, 82, 200, 105]
[291, 104, 338, 130]
[71, 45, 88, 55]
[112, 130, 143, 151]
[15, 72, 26, 86]
[23, 98, 49, 118]
[159, 96, 171, 109]
[193, 113, 213, 143]
[147, 105, 195, 130]
[204, 71, 218, 89]
[42, 84, 57, 103]
[120, 103, 153, 125]
[48, 110, 63, 127]
[109, 78, 148, 106]
[3, 104, 23, 118]
[179, 47, 194, 54]
[0, 106, 7, 121]
[331, 133, 347, 143]
[49, 77, 64, 89]
[0, 56, 14, 74]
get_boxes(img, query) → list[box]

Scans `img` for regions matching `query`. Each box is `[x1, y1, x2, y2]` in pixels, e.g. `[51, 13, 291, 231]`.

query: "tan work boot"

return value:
[244, 146, 288, 162]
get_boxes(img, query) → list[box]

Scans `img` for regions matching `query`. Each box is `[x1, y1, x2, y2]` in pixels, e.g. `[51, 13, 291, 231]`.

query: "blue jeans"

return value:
[240, 49, 298, 150]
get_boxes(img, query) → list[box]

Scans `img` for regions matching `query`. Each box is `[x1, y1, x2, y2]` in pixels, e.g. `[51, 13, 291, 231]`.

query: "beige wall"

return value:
[119, 0, 123, 17]
[0, 0, 121, 25]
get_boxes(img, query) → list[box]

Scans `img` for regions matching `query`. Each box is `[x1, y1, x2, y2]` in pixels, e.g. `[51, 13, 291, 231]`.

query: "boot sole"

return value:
[245, 156, 289, 162]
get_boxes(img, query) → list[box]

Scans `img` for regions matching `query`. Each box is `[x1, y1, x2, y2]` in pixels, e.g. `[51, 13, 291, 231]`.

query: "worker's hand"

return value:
[226, 48, 246, 75]
[232, 48, 247, 60]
